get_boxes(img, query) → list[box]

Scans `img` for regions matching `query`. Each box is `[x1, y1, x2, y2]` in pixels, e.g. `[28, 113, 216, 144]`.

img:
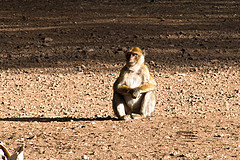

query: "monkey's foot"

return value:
[131, 113, 145, 119]
[119, 115, 132, 121]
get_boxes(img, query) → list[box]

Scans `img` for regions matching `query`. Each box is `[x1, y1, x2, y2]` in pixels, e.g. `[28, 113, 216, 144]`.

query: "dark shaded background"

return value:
[0, 0, 239, 70]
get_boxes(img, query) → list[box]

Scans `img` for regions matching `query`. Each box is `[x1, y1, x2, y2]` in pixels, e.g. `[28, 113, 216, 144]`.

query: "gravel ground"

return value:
[0, 0, 239, 159]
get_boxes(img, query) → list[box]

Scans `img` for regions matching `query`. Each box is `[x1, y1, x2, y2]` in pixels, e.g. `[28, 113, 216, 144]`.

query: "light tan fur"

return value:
[113, 47, 157, 120]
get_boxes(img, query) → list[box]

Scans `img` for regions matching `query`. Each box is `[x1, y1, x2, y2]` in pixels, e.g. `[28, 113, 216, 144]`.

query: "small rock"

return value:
[42, 43, 51, 47]
[82, 155, 88, 159]
[38, 147, 45, 154]
[43, 37, 53, 43]
[81, 65, 86, 70]
[88, 49, 94, 52]
[27, 135, 36, 139]
[157, 17, 165, 21]
[149, 61, 156, 66]
[206, 155, 213, 158]
[181, 48, 186, 53]
[121, 47, 128, 51]
[189, 67, 198, 72]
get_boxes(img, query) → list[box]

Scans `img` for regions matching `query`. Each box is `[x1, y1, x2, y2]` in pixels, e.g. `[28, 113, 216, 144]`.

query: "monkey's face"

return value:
[126, 47, 144, 67]
[126, 52, 139, 66]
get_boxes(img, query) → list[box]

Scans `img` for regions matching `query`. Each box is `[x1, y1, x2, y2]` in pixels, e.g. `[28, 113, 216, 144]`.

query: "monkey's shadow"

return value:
[0, 116, 118, 122]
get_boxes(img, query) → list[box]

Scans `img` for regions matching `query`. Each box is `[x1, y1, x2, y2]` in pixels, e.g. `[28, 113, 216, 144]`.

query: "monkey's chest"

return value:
[124, 72, 144, 109]
[124, 72, 142, 88]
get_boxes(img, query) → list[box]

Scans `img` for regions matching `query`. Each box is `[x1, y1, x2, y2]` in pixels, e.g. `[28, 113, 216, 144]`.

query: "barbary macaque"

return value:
[112, 47, 157, 120]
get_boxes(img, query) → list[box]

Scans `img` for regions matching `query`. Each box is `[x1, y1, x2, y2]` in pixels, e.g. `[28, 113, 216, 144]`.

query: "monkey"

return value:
[0, 142, 24, 160]
[112, 47, 157, 120]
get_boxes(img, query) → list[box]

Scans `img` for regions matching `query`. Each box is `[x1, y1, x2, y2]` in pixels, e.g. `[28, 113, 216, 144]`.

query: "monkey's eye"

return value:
[132, 53, 138, 56]
[126, 53, 137, 59]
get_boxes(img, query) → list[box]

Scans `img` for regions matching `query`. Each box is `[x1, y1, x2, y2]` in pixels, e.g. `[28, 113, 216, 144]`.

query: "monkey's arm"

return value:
[114, 84, 133, 96]
[134, 65, 157, 93]
[113, 70, 133, 96]
[130, 76, 156, 98]
[138, 76, 157, 93]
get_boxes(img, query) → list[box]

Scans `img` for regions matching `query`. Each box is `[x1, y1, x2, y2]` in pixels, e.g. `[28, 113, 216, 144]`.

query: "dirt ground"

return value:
[0, 0, 240, 159]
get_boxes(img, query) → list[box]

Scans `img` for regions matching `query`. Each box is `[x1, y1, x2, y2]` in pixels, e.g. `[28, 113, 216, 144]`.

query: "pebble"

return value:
[82, 155, 88, 159]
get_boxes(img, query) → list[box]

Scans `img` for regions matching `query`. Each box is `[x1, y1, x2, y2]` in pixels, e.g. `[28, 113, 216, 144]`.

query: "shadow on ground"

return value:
[0, 116, 118, 122]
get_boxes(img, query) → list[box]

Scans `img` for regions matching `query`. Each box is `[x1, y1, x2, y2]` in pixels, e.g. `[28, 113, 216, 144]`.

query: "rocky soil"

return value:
[0, 0, 239, 159]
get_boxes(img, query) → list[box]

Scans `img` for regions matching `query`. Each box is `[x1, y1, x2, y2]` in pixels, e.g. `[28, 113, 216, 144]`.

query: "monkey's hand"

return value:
[130, 88, 141, 99]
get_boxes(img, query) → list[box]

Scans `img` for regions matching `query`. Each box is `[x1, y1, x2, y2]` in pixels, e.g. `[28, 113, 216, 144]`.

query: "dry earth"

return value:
[0, 0, 240, 159]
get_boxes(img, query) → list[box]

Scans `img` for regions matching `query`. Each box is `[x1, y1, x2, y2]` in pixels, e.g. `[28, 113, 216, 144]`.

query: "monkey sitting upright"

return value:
[112, 47, 157, 120]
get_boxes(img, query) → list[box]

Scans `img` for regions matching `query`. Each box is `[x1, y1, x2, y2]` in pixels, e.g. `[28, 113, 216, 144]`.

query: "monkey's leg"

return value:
[112, 92, 131, 120]
[140, 91, 156, 117]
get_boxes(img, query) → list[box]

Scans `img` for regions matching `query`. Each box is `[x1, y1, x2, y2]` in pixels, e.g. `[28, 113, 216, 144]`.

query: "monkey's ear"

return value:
[142, 48, 146, 56]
